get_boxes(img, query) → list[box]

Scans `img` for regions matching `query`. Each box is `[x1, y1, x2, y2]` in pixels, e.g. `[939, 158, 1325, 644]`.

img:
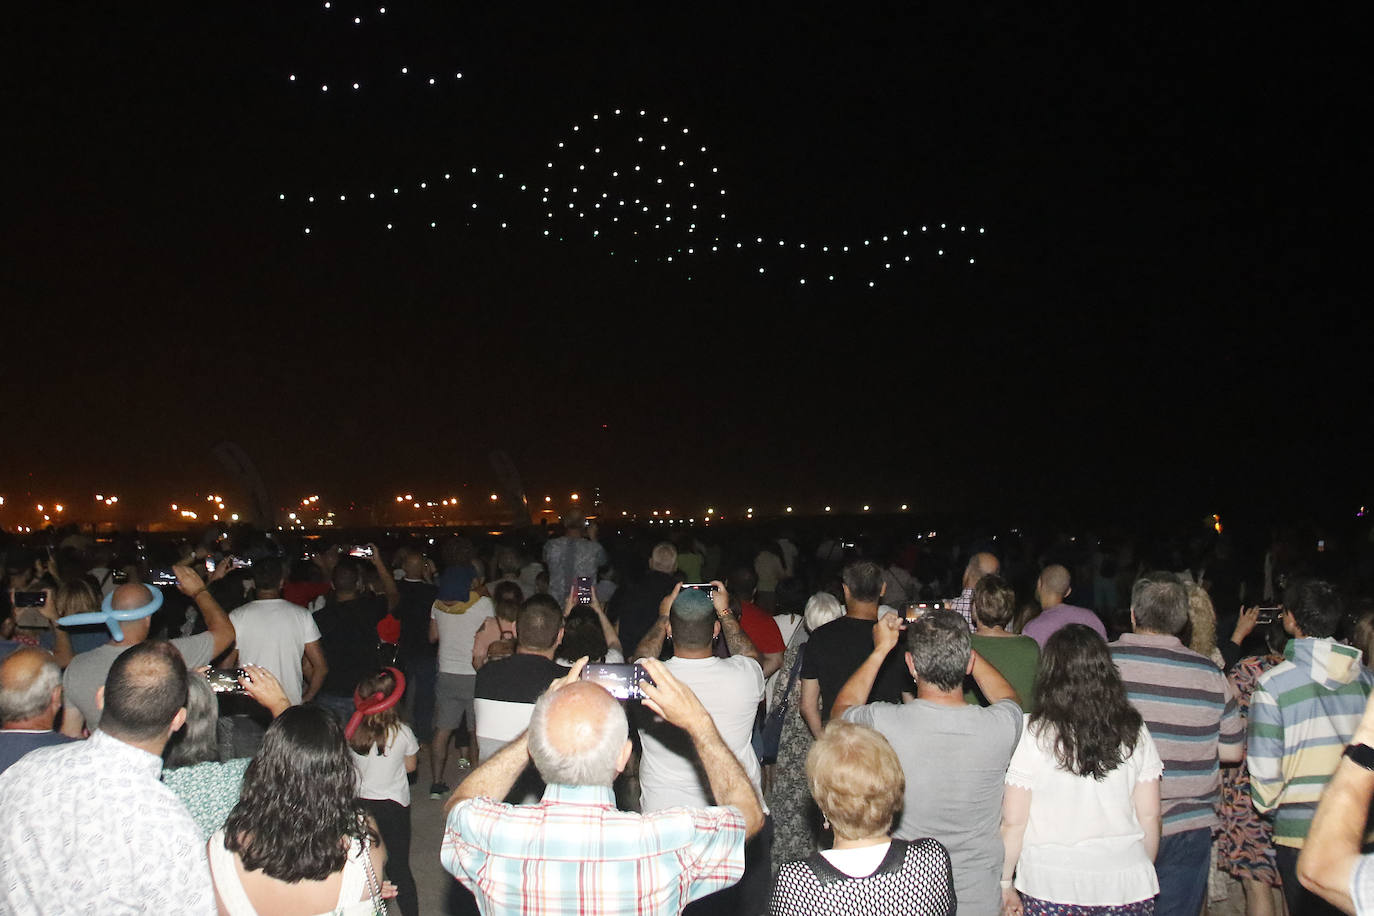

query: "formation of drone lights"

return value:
[275, 4, 986, 289]
[281, 110, 985, 287]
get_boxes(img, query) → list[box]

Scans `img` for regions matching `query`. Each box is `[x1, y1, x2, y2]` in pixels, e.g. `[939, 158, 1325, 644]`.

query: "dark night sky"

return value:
[3, 3, 1364, 524]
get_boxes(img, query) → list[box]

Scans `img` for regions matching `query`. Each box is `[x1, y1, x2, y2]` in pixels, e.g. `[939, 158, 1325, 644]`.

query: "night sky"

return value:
[5, 3, 1363, 524]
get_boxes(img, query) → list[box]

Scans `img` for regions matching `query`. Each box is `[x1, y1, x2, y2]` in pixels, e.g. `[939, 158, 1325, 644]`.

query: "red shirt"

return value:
[739, 601, 785, 655]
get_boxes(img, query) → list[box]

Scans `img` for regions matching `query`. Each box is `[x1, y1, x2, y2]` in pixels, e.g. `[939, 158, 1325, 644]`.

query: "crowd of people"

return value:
[3, 512, 1374, 915]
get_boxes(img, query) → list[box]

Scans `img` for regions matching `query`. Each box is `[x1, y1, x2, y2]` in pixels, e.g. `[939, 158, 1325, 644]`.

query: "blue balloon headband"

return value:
[59, 586, 163, 641]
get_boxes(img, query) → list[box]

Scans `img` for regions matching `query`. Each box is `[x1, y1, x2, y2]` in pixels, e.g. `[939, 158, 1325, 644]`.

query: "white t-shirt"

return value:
[1005, 721, 1163, 906]
[352, 723, 420, 806]
[638, 654, 766, 813]
[431, 597, 494, 675]
[229, 598, 322, 706]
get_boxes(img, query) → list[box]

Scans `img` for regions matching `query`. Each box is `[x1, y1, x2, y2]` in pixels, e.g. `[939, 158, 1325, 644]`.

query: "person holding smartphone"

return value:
[633, 581, 772, 915]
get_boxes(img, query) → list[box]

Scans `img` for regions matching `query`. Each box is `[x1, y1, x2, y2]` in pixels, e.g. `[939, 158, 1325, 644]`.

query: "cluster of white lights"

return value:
[278, 2, 987, 287]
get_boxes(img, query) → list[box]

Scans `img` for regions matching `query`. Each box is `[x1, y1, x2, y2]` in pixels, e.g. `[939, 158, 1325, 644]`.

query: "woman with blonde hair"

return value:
[1185, 582, 1224, 668]
[769, 720, 955, 915]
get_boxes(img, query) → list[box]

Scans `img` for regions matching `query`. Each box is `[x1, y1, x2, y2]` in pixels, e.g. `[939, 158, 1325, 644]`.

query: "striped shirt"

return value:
[442, 783, 746, 916]
[1248, 637, 1374, 848]
[1110, 633, 1243, 835]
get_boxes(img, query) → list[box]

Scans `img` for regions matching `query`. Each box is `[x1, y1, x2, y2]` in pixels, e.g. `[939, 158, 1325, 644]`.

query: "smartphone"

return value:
[904, 601, 943, 622]
[681, 583, 717, 594]
[15, 607, 50, 628]
[148, 568, 179, 587]
[205, 667, 248, 694]
[346, 545, 375, 558]
[13, 591, 48, 608]
[1255, 606, 1282, 625]
[580, 662, 654, 701]
[576, 576, 594, 605]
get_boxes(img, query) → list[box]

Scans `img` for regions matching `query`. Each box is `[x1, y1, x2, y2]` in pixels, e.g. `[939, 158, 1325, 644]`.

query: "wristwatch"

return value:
[1343, 743, 1374, 771]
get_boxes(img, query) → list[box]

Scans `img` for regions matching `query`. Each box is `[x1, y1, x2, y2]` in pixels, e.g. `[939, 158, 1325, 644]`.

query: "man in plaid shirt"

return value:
[441, 656, 765, 916]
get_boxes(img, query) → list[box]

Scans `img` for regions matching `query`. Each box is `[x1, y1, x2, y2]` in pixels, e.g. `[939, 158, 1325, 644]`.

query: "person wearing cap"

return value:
[428, 564, 494, 797]
[61, 566, 234, 737]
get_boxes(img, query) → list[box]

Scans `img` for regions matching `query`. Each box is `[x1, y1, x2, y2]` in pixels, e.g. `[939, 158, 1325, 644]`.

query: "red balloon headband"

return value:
[343, 667, 406, 740]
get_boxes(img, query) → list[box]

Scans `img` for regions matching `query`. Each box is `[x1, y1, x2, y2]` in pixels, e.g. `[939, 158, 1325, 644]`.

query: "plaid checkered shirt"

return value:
[442, 783, 747, 916]
[948, 588, 976, 630]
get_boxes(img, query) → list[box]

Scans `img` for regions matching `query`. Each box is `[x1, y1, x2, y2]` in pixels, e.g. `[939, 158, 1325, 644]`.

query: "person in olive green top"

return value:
[966, 575, 1040, 713]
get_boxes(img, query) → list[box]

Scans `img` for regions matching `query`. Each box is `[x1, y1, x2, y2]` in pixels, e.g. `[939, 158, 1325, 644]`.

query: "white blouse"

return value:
[1005, 722, 1163, 906]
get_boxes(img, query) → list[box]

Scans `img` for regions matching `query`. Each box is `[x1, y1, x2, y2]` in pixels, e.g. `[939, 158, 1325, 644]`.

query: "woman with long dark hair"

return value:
[999, 625, 1163, 916]
[208, 705, 393, 915]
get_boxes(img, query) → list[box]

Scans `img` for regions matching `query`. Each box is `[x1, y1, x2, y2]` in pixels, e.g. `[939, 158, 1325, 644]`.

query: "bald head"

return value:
[1037, 564, 1072, 607]
[111, 583, 158, 611]
[0, 647, 62, 727]
[963, 552, 1000, 590]
[528, 682, 630, 787]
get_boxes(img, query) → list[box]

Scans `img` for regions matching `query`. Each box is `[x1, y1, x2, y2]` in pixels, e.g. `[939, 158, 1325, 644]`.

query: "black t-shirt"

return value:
[799, 616, 912, 720]
[395, 579, 439, 659]
[314, 594, 387, 696]
[475, 653, 569, 704]
[611, 570, 678, 660]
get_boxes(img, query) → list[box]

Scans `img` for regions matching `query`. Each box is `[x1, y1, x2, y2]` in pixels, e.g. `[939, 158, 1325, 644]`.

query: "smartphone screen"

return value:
[13, 591, 48, 608]
[205, 668, 247, 694]
[347, 545, 375, 558]
[576, 576, 594, 604]
[580, 662, 653, 700]
[148, 568, 179, 587]
[904, 601, 943, 622]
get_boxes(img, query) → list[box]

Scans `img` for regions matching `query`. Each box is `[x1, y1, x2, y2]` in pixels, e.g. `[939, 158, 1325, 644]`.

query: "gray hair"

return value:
[904, 609, 971, 691]
[163, 673, 221, 768]
[0, 654, 61, 724]
[528, 688, 628, 787]
[1130, 572, 1190, 635]
[804, 592, 844, 633]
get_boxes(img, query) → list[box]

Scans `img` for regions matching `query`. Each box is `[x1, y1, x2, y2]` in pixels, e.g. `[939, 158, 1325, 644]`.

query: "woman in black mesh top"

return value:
[768, 720, 956, 916]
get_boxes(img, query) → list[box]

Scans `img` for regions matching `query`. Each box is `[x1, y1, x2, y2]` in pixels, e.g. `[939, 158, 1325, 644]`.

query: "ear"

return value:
[1129, 609, 1137, 632]
[48, 685, 63, 714]
[712, 621, 721, 640]
[615, 738, 633, 775]
[965, 654, 976, 676]
[841, 583, 852, 602]
[879, 581, 887, 597]
[170, 706, 188, 734]
[95, 685, 105, 712]
[664, 620, 672, 640]
[1064, 585, 1072, 598]
[905, 651, 917, 682]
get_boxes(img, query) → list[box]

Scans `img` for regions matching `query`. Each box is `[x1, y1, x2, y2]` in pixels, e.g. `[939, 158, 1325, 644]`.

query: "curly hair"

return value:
[348, 669, 403, 756]
[223, 705, 375, 881]
[1031, 624, 1142, 780]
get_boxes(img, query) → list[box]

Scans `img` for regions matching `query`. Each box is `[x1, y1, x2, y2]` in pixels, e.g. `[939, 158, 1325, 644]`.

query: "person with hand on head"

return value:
[311, 547, 397, 724]
[162, 663, 290, 840]
[61, 564, 235, 737]
[0, 646, 75, 774]
[833, 608, 1022, 916]
[555, 583, 622, 666]
[442, 656, 764, 916]
[635, 581, 769, 915]
[0, 641, 216, 913]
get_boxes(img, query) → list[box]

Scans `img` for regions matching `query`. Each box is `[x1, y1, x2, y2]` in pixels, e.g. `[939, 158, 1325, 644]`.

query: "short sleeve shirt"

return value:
[443, 783, 745, 916]
[63, 631, 217, 730]
[800, 616, 911, 720]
